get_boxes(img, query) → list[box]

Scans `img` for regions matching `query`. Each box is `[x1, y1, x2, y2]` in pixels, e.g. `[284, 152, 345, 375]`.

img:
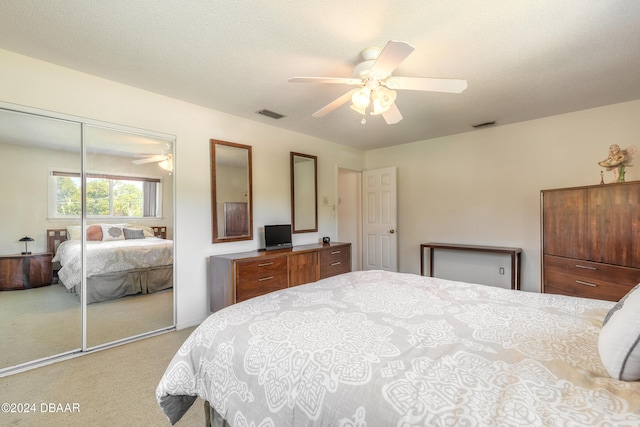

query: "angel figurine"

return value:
[598, 144, 635, 182]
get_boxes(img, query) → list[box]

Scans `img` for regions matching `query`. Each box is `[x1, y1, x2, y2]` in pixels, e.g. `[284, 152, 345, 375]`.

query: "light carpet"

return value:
[0, 326, 204, 426]
[1, 284, 174, 369]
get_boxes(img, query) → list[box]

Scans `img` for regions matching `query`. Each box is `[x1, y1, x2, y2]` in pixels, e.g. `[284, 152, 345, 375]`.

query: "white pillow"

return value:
[66, 225, 81, 240]
[598, 283, 640, 381]
[100, 224, 125, 241]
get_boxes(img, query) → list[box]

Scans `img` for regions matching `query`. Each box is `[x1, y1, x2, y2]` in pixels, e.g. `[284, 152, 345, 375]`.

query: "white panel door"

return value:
[362, 167, 397, 271]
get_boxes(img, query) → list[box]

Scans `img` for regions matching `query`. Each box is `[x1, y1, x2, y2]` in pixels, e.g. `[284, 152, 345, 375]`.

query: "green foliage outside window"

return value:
[86, 179, 110, 215]
[113, 181, 143, 217]
[55, 176, 146, 218]
[56, 176, 81, 215]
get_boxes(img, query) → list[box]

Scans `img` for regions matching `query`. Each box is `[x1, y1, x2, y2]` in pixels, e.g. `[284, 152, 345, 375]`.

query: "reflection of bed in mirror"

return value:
[47, 225, 173, 304]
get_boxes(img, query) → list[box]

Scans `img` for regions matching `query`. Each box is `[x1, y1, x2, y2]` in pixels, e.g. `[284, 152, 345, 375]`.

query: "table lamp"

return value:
[19, 236, 34, 255]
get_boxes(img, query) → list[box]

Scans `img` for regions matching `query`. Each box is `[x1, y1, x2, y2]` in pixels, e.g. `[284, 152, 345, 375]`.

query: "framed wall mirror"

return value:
[211, 139, 253, 243]
[290, 152, 318, 233]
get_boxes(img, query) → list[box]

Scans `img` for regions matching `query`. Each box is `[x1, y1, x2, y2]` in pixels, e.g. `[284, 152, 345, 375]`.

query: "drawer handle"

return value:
[576, 280, 597, 287]
[330, 251, 341, 255]
[258, 276, 274, 282]
[330, 262, 341, 266]
[258, 262, 274, 267]
[575, 264, 597, 270]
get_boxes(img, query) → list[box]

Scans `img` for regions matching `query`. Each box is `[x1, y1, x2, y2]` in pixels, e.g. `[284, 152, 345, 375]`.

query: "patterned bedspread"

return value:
[52, 238, 173, 289]
[156, 270, 640, 426]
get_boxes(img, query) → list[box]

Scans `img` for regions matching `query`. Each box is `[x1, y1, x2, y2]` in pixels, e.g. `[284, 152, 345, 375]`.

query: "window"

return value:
[52, 171, 162, 219]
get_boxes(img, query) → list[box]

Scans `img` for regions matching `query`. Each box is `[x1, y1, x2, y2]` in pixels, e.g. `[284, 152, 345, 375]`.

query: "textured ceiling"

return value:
[1, 0, 639, 150]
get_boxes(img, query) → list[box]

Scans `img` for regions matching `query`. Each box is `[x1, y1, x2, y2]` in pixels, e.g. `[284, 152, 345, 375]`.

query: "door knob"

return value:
[389, 229, 395, 234]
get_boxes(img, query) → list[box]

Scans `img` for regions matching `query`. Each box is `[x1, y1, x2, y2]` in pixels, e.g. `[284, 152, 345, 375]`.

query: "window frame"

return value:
[49, 169, 163, 220]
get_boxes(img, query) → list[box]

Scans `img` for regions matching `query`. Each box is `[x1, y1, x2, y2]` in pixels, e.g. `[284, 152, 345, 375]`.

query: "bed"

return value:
[156, 270, 640, 426]
[48, 225, 173, 304]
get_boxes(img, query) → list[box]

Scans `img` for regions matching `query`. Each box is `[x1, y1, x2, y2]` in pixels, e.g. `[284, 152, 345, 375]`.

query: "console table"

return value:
[420, 243, 522, 290]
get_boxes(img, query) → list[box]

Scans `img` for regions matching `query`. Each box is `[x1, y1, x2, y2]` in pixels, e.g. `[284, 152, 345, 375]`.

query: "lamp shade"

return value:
[370, 87, 397, 115]
[158, 156, 173, 172]
[351, 87, 371, 109]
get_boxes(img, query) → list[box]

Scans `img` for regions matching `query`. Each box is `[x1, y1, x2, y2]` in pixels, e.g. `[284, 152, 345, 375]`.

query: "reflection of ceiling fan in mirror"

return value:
[289, 40, 468, 124]
[132, 153, 173, 172]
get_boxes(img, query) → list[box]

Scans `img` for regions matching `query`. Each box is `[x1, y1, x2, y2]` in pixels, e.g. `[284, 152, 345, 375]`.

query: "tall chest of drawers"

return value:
[541, 181, 640, 301]
[210, 242, 351, 312]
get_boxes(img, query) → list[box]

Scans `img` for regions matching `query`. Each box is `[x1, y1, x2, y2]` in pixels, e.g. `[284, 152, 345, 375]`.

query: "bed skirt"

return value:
[205, 401, 227, 427]
[63, 265, 173, 304]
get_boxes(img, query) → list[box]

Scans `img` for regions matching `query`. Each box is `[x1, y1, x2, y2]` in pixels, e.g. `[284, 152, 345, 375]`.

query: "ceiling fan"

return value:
[289, 40, 467, 124]
[132, 153, 173, 171]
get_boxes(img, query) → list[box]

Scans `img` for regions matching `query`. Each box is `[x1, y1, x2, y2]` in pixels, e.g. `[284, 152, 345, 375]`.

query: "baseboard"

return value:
[176, 316, 207, 330]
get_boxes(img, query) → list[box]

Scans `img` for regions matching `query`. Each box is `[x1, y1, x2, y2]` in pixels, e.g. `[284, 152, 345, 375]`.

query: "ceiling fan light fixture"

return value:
[371, 101, 389, 115]
[158, 154, 173, 172]
[351, 87, 371, 109]
[370, 87, 396, 115]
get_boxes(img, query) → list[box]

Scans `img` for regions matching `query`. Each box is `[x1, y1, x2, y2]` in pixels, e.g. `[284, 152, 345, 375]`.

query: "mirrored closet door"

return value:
[0, 103, 175, 374]
[0, 108, 82, 369]
[84, 124, 175, 348]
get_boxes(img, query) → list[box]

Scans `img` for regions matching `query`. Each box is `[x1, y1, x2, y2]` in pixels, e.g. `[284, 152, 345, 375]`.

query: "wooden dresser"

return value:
[210, 242, 351, 312]
[0, 253, 53, 290]
[541, 181, 640, 301]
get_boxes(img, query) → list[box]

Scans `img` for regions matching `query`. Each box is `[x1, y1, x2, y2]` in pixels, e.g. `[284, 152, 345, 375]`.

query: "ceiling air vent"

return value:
[257, 109, 285, 119]
[471, 121, 496, 128]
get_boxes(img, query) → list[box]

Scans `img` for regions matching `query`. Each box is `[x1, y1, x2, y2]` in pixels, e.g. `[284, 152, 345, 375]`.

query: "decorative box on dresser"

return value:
[541, 181, 640, 302]
[0, 252, 53, 290]
[210, 242, 351, 312]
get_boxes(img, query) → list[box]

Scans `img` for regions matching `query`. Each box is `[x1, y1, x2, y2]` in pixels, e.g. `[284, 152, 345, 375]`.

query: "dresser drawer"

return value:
[319, 246, 350, 279]
[289, 252, 318, 287]
[543, 255, 639, 301]
[235, 257, 288, 302]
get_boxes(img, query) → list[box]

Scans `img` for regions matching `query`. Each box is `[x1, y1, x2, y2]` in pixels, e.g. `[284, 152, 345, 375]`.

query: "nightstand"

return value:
[0, 253, 53, 290]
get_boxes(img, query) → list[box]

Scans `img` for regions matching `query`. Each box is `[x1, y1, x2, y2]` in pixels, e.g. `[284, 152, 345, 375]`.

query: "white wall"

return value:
[0, 143, 77, 254]
[365, 99, 640, 292]
[0, 49, 365, 328]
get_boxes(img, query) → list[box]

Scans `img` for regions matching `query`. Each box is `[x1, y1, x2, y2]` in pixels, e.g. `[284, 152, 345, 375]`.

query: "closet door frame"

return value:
[0, 101, 176, 376]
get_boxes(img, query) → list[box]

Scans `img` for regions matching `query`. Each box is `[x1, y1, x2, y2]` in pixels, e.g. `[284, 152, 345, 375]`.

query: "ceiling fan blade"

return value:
[385, 76, 468, 93]
[312, 88, 359, 117]
[369, 40, 415, 79]
[382, 103, 403, 125]
[289, 77, 362, 85]
[132, 154, 166, 164]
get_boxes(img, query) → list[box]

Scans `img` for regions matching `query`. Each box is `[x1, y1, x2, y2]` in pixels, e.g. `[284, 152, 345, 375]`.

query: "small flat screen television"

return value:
[264, 224, 293, 251]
